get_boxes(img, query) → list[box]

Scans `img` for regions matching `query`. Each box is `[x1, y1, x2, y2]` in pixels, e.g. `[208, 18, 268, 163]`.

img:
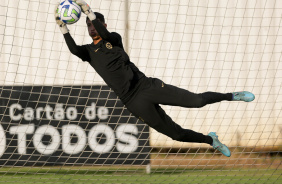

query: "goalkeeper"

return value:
[55, 0, 255, 157]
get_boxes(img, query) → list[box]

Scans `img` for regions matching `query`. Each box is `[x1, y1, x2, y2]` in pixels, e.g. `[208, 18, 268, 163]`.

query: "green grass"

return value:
[0, 168, 281, 184]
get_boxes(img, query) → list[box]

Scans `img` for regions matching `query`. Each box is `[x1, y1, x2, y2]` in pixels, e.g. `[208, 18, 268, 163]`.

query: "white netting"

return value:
[0, 0, 281, 183]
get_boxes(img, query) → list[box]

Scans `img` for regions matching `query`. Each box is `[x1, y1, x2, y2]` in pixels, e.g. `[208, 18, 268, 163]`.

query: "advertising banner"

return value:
[0, 86, 150, 166]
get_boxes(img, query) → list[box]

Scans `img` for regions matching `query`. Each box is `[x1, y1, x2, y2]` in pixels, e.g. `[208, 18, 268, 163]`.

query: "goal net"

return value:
[0, 0, 281, 183]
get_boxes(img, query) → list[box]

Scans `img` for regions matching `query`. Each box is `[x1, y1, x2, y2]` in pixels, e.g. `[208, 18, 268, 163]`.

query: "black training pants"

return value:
[124, 77, 232, 143]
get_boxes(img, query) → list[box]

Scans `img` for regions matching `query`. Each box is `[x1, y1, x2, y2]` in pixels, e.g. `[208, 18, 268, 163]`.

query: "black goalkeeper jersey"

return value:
[63, 19, 145, 102]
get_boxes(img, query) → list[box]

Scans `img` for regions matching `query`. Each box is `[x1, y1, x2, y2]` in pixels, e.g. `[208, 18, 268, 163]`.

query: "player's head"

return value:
[86, 12, 107, 40]
[86, 12, 105, 23]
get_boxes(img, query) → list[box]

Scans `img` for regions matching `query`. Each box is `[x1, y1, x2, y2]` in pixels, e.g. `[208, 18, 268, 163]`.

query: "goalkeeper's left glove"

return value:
[54, 3, 69, 34]
[73, 0, 96, 21]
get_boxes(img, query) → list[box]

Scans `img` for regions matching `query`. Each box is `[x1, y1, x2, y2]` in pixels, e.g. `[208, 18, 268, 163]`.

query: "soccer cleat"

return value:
[208, 132, 231, 157]
[232, 91, 255, 102]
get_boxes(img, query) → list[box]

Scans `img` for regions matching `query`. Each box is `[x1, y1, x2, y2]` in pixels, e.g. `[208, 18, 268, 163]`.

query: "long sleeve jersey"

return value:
[63, 19, 145, 102]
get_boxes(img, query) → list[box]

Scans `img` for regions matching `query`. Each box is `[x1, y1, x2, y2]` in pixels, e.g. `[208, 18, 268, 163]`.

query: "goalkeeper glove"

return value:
[73, 0, 96, 21]
[54, 3, 69, 34]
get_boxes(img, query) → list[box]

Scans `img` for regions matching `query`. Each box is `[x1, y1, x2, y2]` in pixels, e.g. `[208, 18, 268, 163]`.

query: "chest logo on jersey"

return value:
[106, 42, 113, 49]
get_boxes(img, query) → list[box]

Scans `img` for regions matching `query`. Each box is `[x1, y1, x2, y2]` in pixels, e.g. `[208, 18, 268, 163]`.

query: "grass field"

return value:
[0, 153, 281, 183]
[0, 168, 281, 184]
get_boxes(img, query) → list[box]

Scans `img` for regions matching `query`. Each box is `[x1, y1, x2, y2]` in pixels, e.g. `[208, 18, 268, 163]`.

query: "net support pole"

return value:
[146, 163, 151, 174]
[124, 0, 129, 53]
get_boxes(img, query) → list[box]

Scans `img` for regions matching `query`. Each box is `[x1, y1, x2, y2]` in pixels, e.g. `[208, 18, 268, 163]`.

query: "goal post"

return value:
[0, 0, 282, 183]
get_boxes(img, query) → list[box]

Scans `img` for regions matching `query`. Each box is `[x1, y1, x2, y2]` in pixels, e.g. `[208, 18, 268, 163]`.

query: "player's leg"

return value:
[139, 78, 231, 107]
[141, 78, 254, 107]
[126, 99, 211, 143]
[125, 98, 231, 156]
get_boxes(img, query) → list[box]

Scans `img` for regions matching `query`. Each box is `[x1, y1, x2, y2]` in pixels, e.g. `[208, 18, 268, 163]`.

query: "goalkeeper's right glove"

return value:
[54, 3, 69, 34]
[73, 0, 96, 21]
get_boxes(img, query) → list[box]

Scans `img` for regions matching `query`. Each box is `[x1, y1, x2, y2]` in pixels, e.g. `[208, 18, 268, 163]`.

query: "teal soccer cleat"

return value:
[232, 91, 255, 102]
[208, 132, 231, 157]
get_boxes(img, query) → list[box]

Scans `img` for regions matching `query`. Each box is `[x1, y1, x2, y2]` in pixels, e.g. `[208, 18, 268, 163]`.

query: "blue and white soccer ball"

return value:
[57, 0, 81, 24]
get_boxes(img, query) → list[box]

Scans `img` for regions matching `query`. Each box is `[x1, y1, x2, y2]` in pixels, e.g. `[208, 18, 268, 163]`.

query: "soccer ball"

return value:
[57, 0, 81, 24]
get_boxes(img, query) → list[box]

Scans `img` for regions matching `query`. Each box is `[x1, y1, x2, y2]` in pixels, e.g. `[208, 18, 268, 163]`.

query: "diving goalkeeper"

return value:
[55, 0, 255, 157]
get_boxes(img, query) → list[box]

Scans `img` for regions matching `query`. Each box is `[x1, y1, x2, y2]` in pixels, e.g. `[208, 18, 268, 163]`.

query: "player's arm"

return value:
[54, 3, 90, 61]
[63, 33, 90, 61]
[74, 0, 121, 46]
